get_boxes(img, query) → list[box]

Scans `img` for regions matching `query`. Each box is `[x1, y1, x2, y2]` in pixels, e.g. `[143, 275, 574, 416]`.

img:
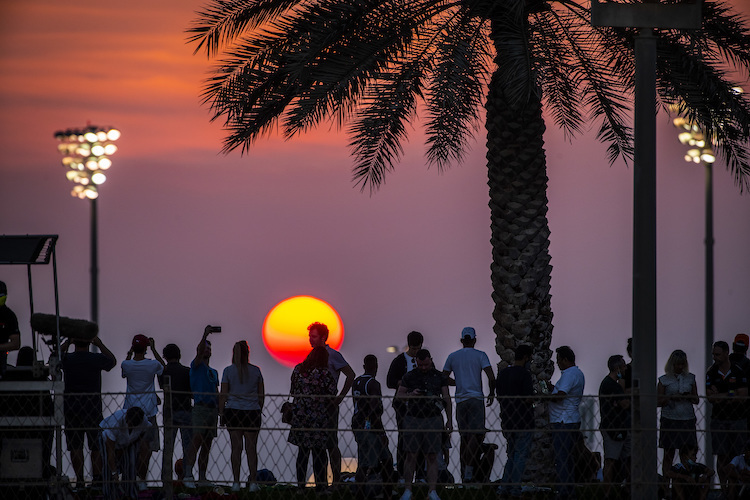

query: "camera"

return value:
[208, 326, 222, 333]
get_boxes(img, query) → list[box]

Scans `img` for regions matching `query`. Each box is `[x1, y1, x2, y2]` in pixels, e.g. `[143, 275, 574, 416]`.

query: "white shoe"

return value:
[183, 476, 196, 489]
[428, 490, 441, 500]
[400, 490, 412, 500]
[231, 482, 241, 492]
[248, 482, 261, 493]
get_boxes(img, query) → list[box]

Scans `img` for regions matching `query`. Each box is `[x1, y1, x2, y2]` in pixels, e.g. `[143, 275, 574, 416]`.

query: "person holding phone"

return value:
[183, 325, 220, 488]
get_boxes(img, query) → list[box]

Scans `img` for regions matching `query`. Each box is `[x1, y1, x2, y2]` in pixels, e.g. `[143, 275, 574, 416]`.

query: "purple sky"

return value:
[1, 0, 749, 399]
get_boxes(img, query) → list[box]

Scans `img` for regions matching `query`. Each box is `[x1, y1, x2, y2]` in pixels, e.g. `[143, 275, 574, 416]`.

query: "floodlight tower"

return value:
[54, 125, 120, 326]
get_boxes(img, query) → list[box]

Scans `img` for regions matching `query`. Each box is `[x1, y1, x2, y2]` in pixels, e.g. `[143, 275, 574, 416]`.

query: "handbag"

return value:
[281, 401, 295, 424]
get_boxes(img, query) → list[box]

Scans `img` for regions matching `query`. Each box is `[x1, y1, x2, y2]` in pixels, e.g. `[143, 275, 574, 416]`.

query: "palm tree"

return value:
[188, 0, 750, 427]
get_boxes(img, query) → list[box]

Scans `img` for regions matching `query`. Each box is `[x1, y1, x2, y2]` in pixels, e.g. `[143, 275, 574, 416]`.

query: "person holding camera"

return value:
[396, 349, 452, 500]
[122, 334, 165, 490]
[183, 325, 220, 488]
[61, 335, 117, 489]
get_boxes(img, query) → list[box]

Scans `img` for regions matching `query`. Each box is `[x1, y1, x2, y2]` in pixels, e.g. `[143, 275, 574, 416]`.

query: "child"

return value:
[726, 440, 750, 500]
[666, 446, 714, 500]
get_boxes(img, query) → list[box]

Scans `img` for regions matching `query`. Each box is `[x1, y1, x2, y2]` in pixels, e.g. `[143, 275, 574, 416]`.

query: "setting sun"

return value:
[262, 295, 344, 367]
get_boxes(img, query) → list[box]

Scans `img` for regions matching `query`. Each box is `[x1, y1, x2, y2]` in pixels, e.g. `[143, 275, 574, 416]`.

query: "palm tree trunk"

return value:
[486, 22, 556, 483]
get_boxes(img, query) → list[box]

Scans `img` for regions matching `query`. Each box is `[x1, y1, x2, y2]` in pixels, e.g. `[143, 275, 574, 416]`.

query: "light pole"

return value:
[672, 111, 719, 464]
[54, 126, 120, 327]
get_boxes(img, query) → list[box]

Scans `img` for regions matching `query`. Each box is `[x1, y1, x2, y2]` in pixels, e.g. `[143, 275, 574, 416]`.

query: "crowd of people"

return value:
[2, 281, 750, 500]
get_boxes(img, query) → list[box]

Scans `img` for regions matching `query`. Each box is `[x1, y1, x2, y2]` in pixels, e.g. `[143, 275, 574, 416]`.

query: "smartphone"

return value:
[209, 326, 222, 333]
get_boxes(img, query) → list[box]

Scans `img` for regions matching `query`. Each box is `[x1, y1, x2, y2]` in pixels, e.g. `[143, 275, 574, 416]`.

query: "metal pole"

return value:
[631, 29, 658, 500]
[90, 197, 98, 326]
[704, 160, 714, 464]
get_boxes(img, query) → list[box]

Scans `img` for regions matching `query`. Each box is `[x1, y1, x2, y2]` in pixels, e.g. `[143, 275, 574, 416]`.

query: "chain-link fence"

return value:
[0, 385, 748, 499]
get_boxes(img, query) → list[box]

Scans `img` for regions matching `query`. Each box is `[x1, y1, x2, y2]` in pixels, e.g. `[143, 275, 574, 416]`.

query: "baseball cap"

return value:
[734, 333, 749, 348]
[132, 334, 149, 348]
[461, 327, 476, 340]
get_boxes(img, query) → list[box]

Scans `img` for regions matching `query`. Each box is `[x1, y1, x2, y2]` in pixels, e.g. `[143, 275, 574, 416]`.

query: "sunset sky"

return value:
[1, 0, 749, 403]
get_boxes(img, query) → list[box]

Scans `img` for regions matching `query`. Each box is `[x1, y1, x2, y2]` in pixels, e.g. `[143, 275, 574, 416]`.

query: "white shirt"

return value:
[549, 365, 585, 424]
[659, 372, 696, 420]
[221, 364, 263, 410]
[122, 358, 163, 417]
[100, 409, 151, 449]
[443, 347, 491, 403]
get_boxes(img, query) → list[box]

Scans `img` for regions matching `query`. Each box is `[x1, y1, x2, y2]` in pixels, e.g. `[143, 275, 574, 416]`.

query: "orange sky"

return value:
[1, 0, 749, 402]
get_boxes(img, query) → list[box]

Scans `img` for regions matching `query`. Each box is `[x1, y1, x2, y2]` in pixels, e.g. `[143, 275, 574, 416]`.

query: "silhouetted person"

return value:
[100, 407, 151, 500]
[599, 354, 631, 497]
[0, 281, 21, 378]
[707, 340, 748, 495]
[183, 326, 220, 488]
[352, 354, 390, 488]
[496, 344, 534, 498]
[548, 345, 585, 500]
[397, 349, 452, 500]
[158, 343, 192, 476]
[61, 335, 117, 488]
[387, 330, 424, 477]
[308, 321, 355, 488]
[122, 334, 165, 490]
[442, 327, 494, 484]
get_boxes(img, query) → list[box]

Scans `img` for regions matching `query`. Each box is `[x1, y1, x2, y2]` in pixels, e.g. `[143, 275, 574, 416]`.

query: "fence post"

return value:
[162, 376, 173, 500]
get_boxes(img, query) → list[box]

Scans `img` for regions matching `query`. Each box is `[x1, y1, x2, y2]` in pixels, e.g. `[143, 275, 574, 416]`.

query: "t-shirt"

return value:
[443, 347, 491, 403]
[100, 408, 151, 449]
[190, 360, 219, 406]
[706, 363, 748, 420]
[351, 373, 384, 430]
[221, 363, 263, 410]
[400, 368, 448, 418]
[325, 345, 349, 385]
[599, 375, 630, 434]
[730, 454, 750, 477]
[496, 365, 534, 430]
[121, 358, 164, 417]
[159, 362, 192, 412]
[658, 372, 697, 420]
[671, 461, 711, 486]
[549, 365, 585, 424]
[62, 350, 116, 413]
[0, 305, 20, 377]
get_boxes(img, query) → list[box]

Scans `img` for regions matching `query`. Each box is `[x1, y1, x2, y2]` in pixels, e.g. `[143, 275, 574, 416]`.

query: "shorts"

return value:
[602, 431, 631, 461]
[659, 417, 697, 450]
[353, 428, 389, 469]
[145, 415, 160, 452]
[65, 415, 102, 452]
[403, 415, 443, 455]
[192, 404, 218, 439]
[224, 408, 261, 431]
[711, 419, 747, 456]
[456, 399, 486, 434]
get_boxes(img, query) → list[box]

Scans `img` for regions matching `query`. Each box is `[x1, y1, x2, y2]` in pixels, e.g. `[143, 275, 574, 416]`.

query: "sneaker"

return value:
[197, 479, 215, 487]
[183, 475, 196, 489]
[248, 482, 261, 493]
[231, 482, 241, 492]
[137, 481, 148, 491]
[400, 490, 412, 500]
[427, 490, 441, 500]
